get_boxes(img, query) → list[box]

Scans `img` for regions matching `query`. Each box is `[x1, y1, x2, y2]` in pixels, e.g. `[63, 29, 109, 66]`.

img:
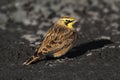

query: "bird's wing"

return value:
[53, 38, 74, 57]
[36, 27, 76, 56]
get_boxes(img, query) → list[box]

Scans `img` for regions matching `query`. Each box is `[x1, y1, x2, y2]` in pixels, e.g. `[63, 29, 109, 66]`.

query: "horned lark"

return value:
[23, 16, 78, 65]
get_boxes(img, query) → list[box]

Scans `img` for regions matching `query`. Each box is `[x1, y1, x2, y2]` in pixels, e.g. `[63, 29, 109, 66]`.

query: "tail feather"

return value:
[23, 53, 46, 65]
[23, 56, 39, 65]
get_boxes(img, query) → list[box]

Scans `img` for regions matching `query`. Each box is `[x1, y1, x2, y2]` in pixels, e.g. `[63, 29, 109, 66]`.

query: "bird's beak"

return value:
[73, 20, 77, 24]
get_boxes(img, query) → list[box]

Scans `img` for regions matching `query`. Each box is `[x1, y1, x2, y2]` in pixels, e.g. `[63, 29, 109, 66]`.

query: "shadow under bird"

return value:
[23, 16, 79, 65]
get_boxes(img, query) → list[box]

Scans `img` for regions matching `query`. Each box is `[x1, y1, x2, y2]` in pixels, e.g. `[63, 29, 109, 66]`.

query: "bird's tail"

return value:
[23, 52, 46, 65]
[23, 55, 39, 65]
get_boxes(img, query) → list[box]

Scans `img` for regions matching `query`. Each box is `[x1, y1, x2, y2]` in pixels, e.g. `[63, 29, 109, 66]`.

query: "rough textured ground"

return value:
[0, 0, 120, 80]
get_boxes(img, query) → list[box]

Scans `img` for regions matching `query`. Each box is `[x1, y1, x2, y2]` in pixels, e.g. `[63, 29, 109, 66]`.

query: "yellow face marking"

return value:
[61, 18, 75, 29]
[67, 22, 74, 28]
[56, 16, 76, 29]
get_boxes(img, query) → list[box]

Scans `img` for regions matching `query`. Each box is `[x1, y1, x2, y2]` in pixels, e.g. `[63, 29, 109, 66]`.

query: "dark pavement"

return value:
[0, 0, 120, 80]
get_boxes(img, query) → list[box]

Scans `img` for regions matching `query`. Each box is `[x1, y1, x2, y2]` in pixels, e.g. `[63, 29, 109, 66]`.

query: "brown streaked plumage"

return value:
[23, 16, 78, 65]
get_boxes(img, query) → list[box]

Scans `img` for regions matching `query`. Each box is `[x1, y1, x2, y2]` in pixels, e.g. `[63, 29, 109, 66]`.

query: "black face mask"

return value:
[64, 20, 73, 26]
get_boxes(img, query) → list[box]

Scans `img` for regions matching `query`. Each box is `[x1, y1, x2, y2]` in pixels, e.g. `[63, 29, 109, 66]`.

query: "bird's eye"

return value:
[64, 20, 72, 25]
[65, 20, 73, 23]
[65, 20, 69, 22]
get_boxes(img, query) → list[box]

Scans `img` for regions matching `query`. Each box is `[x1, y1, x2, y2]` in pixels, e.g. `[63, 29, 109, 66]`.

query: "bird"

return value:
[23, 16, 78, 65]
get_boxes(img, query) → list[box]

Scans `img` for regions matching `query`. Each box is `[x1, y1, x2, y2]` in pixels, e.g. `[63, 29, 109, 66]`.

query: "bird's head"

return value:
[56, 16, 77, 29]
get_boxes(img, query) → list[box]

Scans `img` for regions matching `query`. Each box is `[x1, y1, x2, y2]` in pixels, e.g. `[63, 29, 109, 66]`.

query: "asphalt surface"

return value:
[0, 0, 120, 80]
